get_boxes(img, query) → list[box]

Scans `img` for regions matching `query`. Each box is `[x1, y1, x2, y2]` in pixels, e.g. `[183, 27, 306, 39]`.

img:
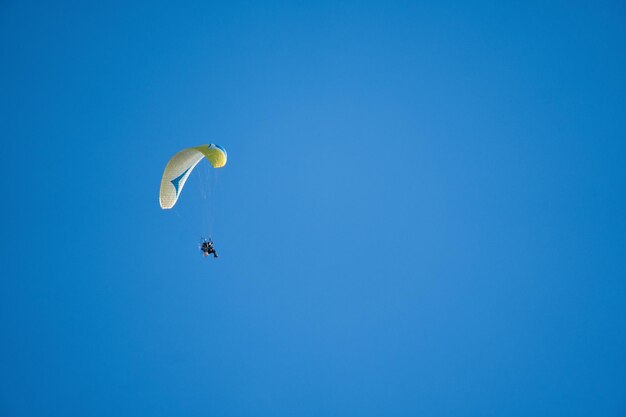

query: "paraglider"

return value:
[200, 238, 218, 258]
[159, 144, 227, 258]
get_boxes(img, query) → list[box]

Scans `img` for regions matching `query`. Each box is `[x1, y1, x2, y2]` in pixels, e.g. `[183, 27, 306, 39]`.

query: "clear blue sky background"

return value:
[2, 1, 626, 416]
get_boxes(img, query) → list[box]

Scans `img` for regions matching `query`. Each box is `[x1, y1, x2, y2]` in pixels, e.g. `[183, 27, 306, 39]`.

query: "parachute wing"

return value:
[159, 144, 227, 209]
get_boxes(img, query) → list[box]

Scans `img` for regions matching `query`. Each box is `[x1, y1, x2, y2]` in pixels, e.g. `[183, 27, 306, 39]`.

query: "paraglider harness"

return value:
[200, 238, 218, 258]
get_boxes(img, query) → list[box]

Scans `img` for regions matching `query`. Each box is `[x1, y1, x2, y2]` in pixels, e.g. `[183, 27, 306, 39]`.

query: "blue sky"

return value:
[2, 1, 626, 416]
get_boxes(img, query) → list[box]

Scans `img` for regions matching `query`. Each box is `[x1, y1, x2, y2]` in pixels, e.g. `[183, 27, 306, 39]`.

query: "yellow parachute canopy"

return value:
[159, 144, 227, 209]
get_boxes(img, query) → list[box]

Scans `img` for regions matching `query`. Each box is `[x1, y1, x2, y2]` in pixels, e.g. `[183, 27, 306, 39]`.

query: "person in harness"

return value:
[200, 239, 219, 258]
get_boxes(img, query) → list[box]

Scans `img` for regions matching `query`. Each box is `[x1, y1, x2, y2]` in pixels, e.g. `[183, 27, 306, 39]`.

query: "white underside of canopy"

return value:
[159, 148, 205, 209]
